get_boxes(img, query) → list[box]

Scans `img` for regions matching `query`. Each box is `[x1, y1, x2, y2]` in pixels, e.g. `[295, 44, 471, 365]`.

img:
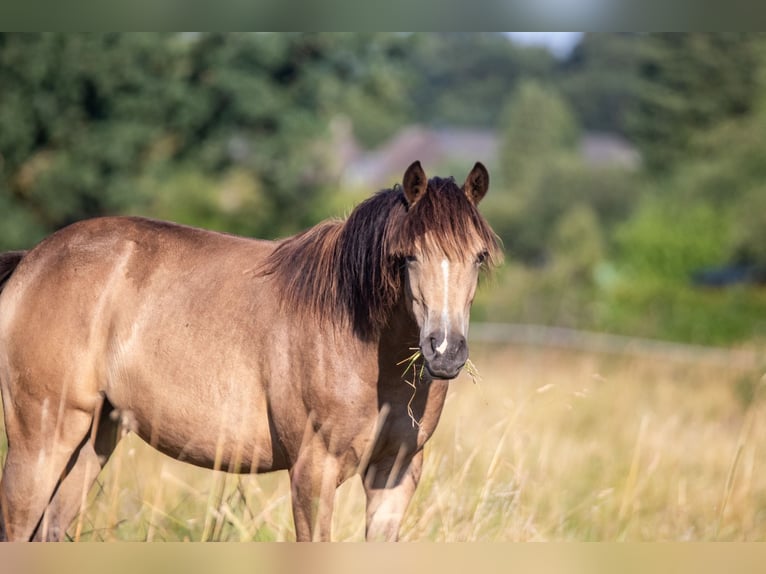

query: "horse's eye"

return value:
[476, 251, 489, 265]
[404, 255, 418, 264]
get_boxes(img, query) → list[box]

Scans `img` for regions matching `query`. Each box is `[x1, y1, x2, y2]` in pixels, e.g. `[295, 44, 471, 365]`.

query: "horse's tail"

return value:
[0, 251, 26, 295]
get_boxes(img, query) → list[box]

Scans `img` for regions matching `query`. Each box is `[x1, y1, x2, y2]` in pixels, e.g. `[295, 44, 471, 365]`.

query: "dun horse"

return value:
[0, 161, 500, 541]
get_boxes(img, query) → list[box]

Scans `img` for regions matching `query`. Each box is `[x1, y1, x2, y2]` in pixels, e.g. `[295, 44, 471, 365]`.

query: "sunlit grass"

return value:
[1, 342, 765, 541]
[401, 344, 766, 541]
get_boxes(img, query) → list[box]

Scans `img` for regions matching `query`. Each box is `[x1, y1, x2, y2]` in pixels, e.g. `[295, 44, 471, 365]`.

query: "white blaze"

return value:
[436, 259, 450, 354]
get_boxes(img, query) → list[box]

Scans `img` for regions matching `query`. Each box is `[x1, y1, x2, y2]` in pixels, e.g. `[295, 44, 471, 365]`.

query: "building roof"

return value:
[341, 125, 641, 189]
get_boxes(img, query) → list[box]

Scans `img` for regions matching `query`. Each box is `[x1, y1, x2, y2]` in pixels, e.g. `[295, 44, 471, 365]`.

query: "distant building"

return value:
[341, 126, 498, 189]
[339, 125, 641, 190]
[580, 132, 641, 170]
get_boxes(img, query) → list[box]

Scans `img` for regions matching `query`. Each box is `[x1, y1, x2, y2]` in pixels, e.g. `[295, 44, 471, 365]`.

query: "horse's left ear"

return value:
[463, 162, 489, 205]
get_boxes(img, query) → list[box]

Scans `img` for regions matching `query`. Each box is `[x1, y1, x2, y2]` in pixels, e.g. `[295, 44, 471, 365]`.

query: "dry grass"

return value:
[2, 342, 766, 541]
[401, 343, 766, 541]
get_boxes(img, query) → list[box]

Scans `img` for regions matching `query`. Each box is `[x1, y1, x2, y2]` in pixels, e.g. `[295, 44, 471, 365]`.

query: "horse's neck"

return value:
[377, 298, 420, 375]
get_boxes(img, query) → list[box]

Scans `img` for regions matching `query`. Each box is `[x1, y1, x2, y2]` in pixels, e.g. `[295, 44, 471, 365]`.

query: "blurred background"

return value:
[2, 32, 765, 346]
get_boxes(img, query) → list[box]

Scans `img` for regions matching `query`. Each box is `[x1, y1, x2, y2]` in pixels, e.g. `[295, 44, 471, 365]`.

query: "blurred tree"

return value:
[560, 33, 643, 135]
[0, 33, 411, 249]
[488, 158, 643, 264]
[152, 33, 411, 236]
[626, 33, 763, 173]
[551, 203, 604, 283]
[661, 109, 766, 271]
[0, 33, 178, 248]
[561, 33, 766, 174]
[605, 192, 765, 344]
[489, 80, 577, 261]
[731, 186, 766, 271]
[614, 196, 731, 282]
[329, 34, 414, 148]
[404, 33, 555, 129]
[497, 79, 579, 189]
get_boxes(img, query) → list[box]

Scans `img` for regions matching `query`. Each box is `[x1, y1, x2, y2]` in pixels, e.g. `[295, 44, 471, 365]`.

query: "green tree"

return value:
[0, 33, 179, 247]
[488, 80, 579, 262]
[489, 78, 644, 266]
[161, 33, 410, 236]
[327, 34, 414, 148]
[560, 33, 644, 135]
[614, 196, 731, 282]
[403, 33, 555, 129]
[659, 108, 766, 271]
[0, 33, 410, 250]
[627, 33, 763, 173]
[731, 186, 766, 270]
[498, 79, 579, 188]
[551, 204, 604, 283]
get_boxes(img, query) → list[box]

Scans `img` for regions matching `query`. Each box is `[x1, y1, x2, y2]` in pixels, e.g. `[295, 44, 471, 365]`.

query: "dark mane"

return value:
[260, 177, 501, 340]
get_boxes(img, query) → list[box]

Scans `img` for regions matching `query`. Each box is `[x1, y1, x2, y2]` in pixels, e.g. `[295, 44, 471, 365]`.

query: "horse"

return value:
[0, 161, 500, 541]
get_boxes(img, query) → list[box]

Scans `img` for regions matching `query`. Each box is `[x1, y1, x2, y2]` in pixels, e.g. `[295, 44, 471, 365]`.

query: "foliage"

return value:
[600, 276, 766, 345]
[732, 186, 766, 267]
[490, 79, 642, 265]
[625, 33, 764, 173]
[403, 33, 555, 129]
[685, 112, 766, 270]
[135, 167, 274, 236]
[550, 33, 766, 343]
[552, 204, 604, 283]
[0, 33, 410, 249]
[0, 34, 176, 247]
[614, 196, 731, 282]
[497, 79, 579, 189]
[560, 33, 644, 135]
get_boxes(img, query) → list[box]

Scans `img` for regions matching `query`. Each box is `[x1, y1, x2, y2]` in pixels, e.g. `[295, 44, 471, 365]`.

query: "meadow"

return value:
[1, 335, 765, 542]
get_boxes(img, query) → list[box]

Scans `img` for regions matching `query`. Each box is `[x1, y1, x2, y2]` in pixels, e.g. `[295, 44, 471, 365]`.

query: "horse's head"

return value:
[396, 161, 500, 380]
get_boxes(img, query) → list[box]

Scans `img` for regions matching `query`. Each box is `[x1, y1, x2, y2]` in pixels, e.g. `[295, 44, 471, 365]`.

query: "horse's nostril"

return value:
[429, 336, 438, 354]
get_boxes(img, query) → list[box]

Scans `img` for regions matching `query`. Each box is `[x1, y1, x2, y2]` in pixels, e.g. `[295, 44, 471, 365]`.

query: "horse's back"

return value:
[0, 216, 274, 342]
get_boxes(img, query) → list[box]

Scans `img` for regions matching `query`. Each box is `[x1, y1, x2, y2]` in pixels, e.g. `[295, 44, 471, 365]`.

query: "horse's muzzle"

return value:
[421, 331, 468, 380]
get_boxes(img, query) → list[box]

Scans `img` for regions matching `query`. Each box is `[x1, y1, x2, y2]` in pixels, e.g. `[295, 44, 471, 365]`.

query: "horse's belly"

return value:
[105, 368, 285, 474]
[114, 402, 285, 473]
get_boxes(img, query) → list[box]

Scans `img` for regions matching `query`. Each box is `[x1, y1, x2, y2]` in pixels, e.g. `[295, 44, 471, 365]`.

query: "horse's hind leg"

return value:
[0, 405, 95, 541]
[31, 400, 120, 541]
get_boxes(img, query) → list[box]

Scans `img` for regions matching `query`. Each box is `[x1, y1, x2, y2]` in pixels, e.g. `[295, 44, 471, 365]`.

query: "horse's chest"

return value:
[364, 379, 449, 462]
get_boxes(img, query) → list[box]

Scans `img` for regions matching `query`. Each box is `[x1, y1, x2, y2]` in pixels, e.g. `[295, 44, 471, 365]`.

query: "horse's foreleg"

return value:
[363, 449, 423, 541]
[0, 407, 93, 541]
[288, 444, 340, 542]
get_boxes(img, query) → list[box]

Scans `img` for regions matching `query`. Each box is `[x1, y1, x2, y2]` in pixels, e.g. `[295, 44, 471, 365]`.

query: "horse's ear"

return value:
[463, 162, 489, 205]
[402, 161, 428, 207]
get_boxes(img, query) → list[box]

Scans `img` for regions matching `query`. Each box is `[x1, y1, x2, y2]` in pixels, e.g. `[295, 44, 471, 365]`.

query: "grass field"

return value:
[2, 339, 766, 541]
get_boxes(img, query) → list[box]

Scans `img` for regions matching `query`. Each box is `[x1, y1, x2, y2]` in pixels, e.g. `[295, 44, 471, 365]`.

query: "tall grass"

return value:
[1, 342, 765, 541]
[402, 344, 766, 541]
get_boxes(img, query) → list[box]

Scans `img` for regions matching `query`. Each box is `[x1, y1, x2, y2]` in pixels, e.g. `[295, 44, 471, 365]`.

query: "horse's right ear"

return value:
[402, 161, 427, 207]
